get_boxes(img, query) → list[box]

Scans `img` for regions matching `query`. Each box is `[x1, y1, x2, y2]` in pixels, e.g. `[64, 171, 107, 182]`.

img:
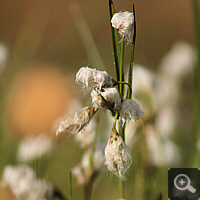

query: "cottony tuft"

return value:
[120, 99, 144, 122]
[56, 107, 98, 136]
[76, 67, 118, 92]
[91, 88, 121, 111]
[111, 11, 134, 44]
[105, 130, 132, 180]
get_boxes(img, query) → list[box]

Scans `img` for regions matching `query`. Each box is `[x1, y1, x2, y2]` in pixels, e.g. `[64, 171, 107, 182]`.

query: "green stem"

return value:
[118, 36, 126, 200]
[119, 36, 125, 98]
[86, 115, 100, 200]
[69, 171, 72, 200]
[98, 93, 115, 115]
[118, 81, 132, 97]
[93, 116, 99, 153]
[127, 45, 135, 99]
[109, 0, 121, 85]
[127, 4, 136, 99]
[113, 111, 119, 129]
[122, 120, 126, 142]
[119, 179, 125, 199]
[90, 115, 100, 170]
[192, 0, 200, 166]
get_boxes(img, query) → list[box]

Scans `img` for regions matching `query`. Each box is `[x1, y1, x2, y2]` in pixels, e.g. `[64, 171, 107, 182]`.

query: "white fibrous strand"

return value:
[56, 107, 98, 136]
[75, 67, 118, 92]
[111, 11, 134, 44]
[120, 99, 144, 122]
[105, 130, 132, 180]
[1, 165, 54, 200]
[91, 88, 121, 111]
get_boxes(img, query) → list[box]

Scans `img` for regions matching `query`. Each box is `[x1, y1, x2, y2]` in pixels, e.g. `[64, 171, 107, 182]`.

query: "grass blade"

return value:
[192, 0, 200, 166]
[69, 171, 72, 200]
[127, 4, 136, 99]
[109, 0, 121, 84]
[119, 36, 125, 98]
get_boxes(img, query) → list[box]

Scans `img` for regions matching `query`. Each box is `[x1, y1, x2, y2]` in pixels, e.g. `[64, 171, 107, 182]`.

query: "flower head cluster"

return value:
[76, 66, 118, 92]
[111, 11, 134, 44]
[56, 106, 97, 136]
[120, 99, 144, 122]
[105, 130, 132, 180]
[56, 65, 144, 182]
[56, 66, 121, 137]
[91, 88, 121, 111]
[1, 165, 54, 200]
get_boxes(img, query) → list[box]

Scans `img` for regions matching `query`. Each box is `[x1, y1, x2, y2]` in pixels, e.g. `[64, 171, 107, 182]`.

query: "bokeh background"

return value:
[0, 0, 198, 199]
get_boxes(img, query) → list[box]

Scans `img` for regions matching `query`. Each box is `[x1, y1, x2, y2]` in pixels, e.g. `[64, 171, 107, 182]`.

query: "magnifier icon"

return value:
[174, 174, 196, 193]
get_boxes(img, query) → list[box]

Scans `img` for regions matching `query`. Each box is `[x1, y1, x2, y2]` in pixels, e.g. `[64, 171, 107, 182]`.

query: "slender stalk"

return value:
[108, 1, 134, 199]
[98, 93, 115, 115]
[118, 81, 132, 96]
[68, 0, 106, 70]
[119, 180, 125, 199]
[121, 120, 126, 142]
[119, 36, 125, 98]
[113, 111, 119, 129]
[69, 171, 73, 200]
[86, 116, 100, 200]
[90, 115, 100, 170]
[127, 4, 136, 99]
[92, 116, 99, 154]
[118, 34, 126, 200]
[109, 0, 121, 87]
[192, 0, 200, 166]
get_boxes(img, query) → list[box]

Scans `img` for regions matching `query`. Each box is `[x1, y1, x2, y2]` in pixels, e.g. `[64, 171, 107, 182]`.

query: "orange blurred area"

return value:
[5, 64, 77, 138]
[0, 187, 17, 200]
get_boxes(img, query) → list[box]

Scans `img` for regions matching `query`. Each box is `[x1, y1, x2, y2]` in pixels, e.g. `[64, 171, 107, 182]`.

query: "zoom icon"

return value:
[168, 168, 200, 200]
[174, 174, 196, 193]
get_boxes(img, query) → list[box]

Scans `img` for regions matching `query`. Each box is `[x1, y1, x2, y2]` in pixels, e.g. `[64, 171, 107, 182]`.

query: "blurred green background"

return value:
[0, 0, 194, 72]
[0, 0, 198, 199]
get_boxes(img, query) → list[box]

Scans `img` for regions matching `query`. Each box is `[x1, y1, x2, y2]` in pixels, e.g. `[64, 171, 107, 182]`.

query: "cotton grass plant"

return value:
[56, 1, 144, 199]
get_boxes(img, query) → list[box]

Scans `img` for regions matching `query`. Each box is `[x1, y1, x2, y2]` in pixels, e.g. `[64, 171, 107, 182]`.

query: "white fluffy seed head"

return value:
[120, 99, 144, 122]
[56, 107, 97, 137]
[16, 135, 54, 163]
[105, 130, 132, 180]
[111, 11, 134, 44]
[76, 67, 118, 92]
[91, 88, 121, 111]
[1, 165, 54, 200]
